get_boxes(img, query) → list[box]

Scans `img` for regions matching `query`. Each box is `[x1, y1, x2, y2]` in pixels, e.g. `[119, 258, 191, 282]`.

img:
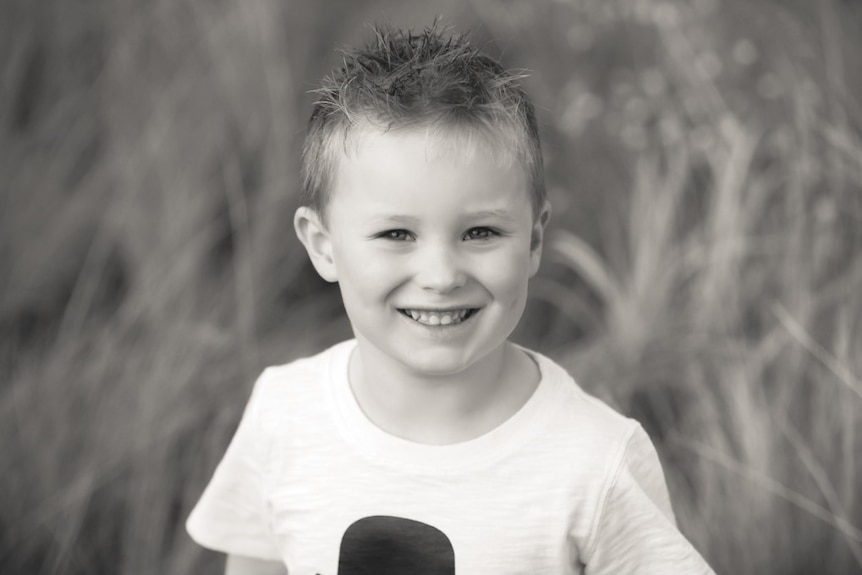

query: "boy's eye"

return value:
[378, 229, 414, 241]
[463, 227, 496, 241]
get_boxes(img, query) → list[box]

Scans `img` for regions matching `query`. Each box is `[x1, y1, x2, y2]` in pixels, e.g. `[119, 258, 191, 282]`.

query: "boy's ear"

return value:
[294, 206, 338, 282]
[529, 200, 552, 277]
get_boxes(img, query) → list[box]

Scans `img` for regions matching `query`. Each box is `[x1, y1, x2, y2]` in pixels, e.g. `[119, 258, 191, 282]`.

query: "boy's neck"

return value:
[347, 339, 540, 445]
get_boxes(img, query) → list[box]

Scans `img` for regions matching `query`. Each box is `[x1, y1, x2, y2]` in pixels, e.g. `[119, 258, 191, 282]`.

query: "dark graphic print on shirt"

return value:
[332, 515, 455, 575]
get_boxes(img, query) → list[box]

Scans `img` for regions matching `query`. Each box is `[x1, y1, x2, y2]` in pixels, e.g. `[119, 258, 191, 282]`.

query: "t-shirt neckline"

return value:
[325, 339, 561, 475]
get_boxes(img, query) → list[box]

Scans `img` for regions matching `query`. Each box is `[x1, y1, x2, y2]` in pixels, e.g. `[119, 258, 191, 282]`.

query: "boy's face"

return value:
[296, 127, 549, 379]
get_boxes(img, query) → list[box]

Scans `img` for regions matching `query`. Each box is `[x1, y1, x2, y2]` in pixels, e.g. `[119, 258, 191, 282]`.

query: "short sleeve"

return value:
[186, 370, 282, 560]
[585, 424, 714, 574]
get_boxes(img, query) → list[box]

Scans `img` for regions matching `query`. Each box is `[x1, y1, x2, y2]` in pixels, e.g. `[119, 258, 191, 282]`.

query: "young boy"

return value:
[187, 25, 715, 575]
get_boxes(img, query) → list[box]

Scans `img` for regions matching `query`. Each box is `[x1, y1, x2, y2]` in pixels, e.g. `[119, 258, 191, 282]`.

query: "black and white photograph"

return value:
[2, 1, 861, 573]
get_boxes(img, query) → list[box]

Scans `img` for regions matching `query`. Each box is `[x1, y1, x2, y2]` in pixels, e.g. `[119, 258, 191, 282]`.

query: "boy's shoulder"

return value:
[527, 347, 641, 449]
[259, 339, 351, 383]
[245, 339, 354, 420]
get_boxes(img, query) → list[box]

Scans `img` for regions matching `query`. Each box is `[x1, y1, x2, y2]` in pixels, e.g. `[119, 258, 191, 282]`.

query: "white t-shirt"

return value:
[187, 340, 714, 574]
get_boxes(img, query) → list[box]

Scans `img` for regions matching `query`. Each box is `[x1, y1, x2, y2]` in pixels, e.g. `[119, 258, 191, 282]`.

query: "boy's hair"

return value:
[300, 24, 545, 220]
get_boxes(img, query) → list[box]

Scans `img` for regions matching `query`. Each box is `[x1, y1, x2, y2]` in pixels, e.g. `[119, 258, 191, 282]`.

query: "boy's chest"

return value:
[265, 455, 590, 575]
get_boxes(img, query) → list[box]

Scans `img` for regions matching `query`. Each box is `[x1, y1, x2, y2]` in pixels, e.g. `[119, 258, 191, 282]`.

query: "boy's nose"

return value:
[415, 243, 467, 294]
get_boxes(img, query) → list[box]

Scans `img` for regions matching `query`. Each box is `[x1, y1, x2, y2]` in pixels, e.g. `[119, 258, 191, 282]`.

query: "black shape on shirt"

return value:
[337, 515, 455, 575]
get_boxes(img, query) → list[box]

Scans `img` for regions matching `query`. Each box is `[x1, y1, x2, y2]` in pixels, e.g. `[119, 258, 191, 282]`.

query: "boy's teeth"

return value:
[403, 309, 470, 326]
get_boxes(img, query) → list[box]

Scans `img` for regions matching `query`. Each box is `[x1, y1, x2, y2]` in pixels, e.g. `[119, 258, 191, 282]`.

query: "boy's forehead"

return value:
[320, 121, 537, 222]
[336, 122, 521, 168]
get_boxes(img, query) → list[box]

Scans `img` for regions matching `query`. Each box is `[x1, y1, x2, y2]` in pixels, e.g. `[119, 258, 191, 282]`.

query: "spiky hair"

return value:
[300, 24, 545, 219]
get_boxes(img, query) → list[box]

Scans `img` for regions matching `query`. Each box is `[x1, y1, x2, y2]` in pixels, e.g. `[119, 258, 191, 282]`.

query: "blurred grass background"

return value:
[2, 0, 861, 573]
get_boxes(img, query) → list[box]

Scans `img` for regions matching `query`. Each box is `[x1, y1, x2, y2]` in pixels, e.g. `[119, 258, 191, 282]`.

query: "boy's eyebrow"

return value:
[467, 208, 518, 220]
[375, 215, 420, 225]
[374, 209, 518, 224]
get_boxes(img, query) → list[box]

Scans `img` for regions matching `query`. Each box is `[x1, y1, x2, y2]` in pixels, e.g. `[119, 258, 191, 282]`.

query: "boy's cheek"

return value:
[337, 259, 403, 294]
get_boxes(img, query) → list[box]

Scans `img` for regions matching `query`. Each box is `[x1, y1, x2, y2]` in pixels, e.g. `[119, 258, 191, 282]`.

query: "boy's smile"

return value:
[397, 308, 475, 326]
[296, 126, 548, 380]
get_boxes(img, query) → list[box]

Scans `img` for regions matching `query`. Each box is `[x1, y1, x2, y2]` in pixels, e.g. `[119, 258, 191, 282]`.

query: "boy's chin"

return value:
[390, 342, 508, 379]
[350, 321, 518, 379]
